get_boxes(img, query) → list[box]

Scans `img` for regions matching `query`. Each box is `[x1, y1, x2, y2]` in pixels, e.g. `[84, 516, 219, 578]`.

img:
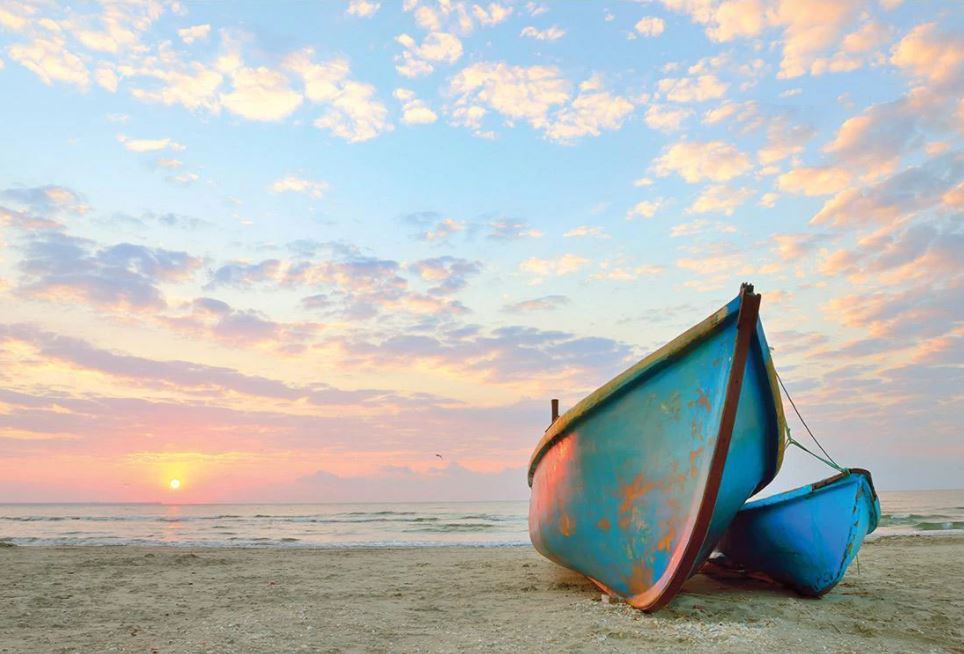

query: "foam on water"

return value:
[0, 501, 531, 547]
[870, 489, 964, 539]
[0, 490, 961, 547]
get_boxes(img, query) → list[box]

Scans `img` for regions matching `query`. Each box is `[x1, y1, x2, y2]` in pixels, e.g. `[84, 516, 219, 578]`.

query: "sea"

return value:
[1, 490, 962, 548]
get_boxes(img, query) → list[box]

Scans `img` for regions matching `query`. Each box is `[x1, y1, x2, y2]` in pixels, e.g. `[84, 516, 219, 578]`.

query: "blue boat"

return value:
[713, 468, 880, 596]
[528, 283, 786, 611]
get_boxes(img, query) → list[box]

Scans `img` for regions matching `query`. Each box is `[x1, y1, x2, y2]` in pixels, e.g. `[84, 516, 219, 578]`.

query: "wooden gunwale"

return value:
[627, 286, 760, 610]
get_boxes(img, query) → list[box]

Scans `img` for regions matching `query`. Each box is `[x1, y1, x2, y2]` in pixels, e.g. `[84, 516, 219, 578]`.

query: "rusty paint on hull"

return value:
[528, 285, 785, 611]
[713, 469, 880, 597]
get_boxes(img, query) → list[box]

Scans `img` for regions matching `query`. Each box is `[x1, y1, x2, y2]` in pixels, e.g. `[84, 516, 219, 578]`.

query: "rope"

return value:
[776, 372, 843, 470]
[785, 428, 846, 473]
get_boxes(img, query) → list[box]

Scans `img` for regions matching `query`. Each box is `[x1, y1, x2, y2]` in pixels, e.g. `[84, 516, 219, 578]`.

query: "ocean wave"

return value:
[913, 520, 964, 531]
[0, 536, 530, 548]
[403, 522, 497, 533]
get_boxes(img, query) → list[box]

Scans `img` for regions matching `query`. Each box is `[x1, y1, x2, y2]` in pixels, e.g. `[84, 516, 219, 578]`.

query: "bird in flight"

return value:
[435, 453, 443, 460]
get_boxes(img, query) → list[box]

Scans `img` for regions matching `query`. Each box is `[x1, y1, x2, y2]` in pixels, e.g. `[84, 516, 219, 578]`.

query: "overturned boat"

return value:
[712, 469, 880, 596]
[528, 283, 786, 611]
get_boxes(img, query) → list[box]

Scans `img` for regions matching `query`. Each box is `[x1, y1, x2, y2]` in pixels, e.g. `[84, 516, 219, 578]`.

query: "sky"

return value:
[0, 0, 960, 503]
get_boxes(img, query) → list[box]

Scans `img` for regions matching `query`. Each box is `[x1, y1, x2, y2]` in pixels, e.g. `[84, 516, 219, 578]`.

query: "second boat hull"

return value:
[714, 469, 880, 596]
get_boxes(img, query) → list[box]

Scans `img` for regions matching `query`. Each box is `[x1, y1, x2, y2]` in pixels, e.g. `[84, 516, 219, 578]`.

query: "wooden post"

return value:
[551, 399, 559, 424]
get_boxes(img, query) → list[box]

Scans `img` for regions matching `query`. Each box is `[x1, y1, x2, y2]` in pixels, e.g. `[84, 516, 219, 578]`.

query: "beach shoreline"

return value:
[2, 536, 962, 653]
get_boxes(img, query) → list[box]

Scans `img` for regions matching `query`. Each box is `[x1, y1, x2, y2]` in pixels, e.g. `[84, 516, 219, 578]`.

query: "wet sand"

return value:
[1, 536, 961, 653]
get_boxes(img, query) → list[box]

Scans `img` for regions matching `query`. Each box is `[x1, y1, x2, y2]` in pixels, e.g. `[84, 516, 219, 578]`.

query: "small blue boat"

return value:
[713, 468, 880, 596]
[528, 283, 786, 611]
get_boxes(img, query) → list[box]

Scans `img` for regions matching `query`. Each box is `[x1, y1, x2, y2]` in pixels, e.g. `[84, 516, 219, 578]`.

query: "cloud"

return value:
[219, 65, 303, 122]
[94, 66, 118, 92]
[651, 141, 751, 182]
[563, 226, 609, 238]
[823, 100, 920, 178]
[409, 256, 482, 296]
[0, 322, 324, 400]
[590, 263, 664, 281]
[166, 172, 199, 186]
[162, 298, 327, 350]
[344, 323, 634, 385]
[758, 192, 779, 208]
[687, 185, 753, 215]
[284, 49, 391, 142]
[206, 259, 284, 288]
[657, 0, 865, 79]
[673, 237, 778, 291]
[502, 295, 569, 313]
[542, 75, 634, 143]
[657, 74, 727, 102]
[116, 134, 186, 153]
[18, 233, 201, 311]
[890, 22, 963, 85]
[395, 31, 463, 78]
[447, 61, 570, 134]
[487, 218, 543, 240]
[117, 36, 389, 141]
[472, 3, 513, 27]
[518, 254, 589, 281]
[124, 55, 224, 113]
[778, 166, 853, 196]
[670, 219, 737, 238]
[2, 184, 89, 216]
[207, 248, 471, 321]
[635, 16, 666, 37]
[757, 114, 815, 164]
[644, 104, 693, 132]
[700, 101, 813, 164]
[812, 152, 963, 228]
[270, 176, 330, 199]
[626, 199, 664, 219]
[772, 232, 831, 261]
[394, 88, 438, 125]
[7, 35, 89, 87]
[177, 24, 211, 44]
[520, 25, 565, 41]
[347, 0, 381, 18]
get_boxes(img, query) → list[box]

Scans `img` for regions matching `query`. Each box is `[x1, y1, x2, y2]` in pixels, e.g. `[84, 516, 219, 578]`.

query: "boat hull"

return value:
[714, 469, 880, 596]
[528, 286, 785, 611]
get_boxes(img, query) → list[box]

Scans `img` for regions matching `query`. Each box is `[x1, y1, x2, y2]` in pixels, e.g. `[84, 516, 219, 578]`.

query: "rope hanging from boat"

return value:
[775, 372, 845, 473]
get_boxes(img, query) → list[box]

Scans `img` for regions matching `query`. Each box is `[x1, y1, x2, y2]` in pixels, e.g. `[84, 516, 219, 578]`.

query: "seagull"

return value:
[435, 453, 443, 460]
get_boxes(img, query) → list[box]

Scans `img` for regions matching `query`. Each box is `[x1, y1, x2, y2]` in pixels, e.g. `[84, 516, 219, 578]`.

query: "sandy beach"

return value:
[1, 537, 961, 654]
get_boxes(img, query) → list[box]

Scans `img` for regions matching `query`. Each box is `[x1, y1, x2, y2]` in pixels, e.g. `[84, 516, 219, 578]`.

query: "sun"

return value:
[169, 479, 181, 490]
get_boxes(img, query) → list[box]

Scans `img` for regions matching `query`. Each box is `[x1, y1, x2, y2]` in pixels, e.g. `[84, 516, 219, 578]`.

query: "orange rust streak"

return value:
[618, 474, 657, 514]
[689, 446, 704, 477]
[656, 528, 676, 552]
[696, 388, 712, 411]
[626, 561, 654, 595]
[559, 513, 575, 537]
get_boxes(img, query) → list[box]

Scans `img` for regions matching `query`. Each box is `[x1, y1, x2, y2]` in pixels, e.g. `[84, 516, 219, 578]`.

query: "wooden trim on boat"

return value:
[808, 467, 878, 501]
[628, 283, 762, 612]
[759, 340, 787, 491]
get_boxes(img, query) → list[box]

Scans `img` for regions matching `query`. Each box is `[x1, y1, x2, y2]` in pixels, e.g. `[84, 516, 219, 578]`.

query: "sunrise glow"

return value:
[0, 1, 960, 504]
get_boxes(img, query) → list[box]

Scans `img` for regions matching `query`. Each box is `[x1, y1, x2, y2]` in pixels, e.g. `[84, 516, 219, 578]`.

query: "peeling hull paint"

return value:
[528, 284, 786, 612]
